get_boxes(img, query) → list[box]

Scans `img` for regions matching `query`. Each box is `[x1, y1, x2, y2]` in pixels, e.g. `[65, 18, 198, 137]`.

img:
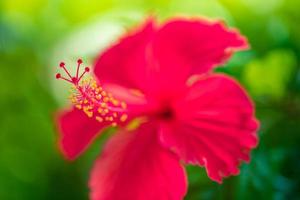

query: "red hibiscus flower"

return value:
[55, 17, 259, 200]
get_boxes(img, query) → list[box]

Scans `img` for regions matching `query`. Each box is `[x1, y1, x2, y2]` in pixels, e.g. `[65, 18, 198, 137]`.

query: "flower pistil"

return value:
[56, 59, 128, 126]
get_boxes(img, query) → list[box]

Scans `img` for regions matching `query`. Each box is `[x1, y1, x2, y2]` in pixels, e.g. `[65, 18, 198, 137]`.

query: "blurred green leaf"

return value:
[243, 50, 296, 99]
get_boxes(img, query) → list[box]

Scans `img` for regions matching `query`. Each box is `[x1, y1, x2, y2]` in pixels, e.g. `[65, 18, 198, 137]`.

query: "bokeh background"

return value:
[0, 0, 300, 199]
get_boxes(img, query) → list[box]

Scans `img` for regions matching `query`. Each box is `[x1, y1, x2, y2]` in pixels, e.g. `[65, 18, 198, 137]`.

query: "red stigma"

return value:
[56, 59, 90, 85]
[59, 62, 65, 67]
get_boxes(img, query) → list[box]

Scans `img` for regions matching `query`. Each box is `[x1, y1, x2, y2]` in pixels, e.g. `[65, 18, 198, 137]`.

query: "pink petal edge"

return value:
[56, 108, 109, 160]
[153, 18, 249, 78]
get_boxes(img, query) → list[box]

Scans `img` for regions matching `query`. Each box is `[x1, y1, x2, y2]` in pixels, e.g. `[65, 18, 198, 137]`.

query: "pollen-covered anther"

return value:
[120, 114, 128, 122]
[96, 116, 103, 122]
[55, 59, 128, 127]
[121, 102, 127, 109]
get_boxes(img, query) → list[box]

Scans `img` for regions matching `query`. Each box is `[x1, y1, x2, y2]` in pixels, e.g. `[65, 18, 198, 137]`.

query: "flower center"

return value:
[56, 59, 128, 126]
[161, 108, 173, 119]
[157, 106, 174, 120]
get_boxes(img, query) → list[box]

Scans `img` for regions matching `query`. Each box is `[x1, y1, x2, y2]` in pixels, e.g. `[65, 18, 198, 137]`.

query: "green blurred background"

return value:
[0, 0, 300, 199]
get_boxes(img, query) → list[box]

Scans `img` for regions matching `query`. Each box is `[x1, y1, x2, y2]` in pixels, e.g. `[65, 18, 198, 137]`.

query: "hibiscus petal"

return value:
[56, 108, 109, 160]
[94, 18, 248, 99]
[101, 83, 157, 117]
[159, 74, 259, 183]
[89, 123, 187, 200]
[94, 18, 156, 91]
[153, 18, 248, 82]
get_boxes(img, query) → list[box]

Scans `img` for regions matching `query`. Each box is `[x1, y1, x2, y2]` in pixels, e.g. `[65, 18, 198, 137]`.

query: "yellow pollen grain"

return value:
[100, 102, 107, 108]
[71, 99, 77, 104]
[112, 100, 119, 106]
[103, 97, 109, 102]
[87, 105, 93, 110]
[75, 105, 82, 110]
[95, 116, 103, 122]
[84, 110, 93, 118]
[109, 97, 114, 102]
[121, 102, 127, 109]
[120, 114, 128, 122]
[113, 112, 117, 117]
[101, 91, 107, 96]
[97, 108, 103, 113]
[96, 94, 101, 100]
[83, 106, 91, 113]
[105, 116, 113, 121]
[111, 122, 117, 127]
